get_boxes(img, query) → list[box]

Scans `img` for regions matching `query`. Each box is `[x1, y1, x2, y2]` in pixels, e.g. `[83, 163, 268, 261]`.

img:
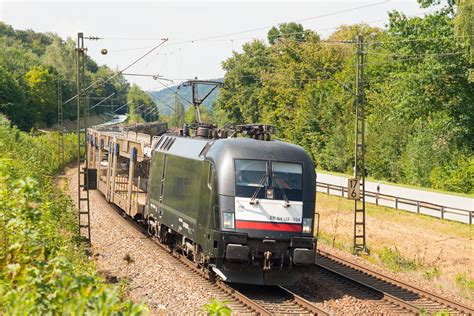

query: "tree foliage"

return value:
[127, 84, 158, 123]
[0, 116, 145, 314]
[215, 5, 473, 193]
[0, 22, 132, 130]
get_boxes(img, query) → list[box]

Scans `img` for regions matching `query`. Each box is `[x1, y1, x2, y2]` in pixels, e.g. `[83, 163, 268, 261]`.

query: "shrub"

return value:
[201, 298, 232, 316]
[377, 247, 418, 272]
[0, 116, 145, 314]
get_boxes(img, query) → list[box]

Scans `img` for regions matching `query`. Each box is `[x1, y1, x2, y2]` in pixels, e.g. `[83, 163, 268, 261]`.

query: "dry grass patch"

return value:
[315, 192, 474, 301]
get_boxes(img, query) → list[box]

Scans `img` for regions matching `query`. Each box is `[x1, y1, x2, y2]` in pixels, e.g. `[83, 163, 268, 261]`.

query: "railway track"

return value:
[316, 250, 474, 315]
[106, 201, 472, 315]
[115, 206, 331, 315]
[233, 284, 331, 315]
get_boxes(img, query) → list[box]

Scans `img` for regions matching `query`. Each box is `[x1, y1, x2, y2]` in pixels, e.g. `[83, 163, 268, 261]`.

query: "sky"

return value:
[0, 0, 435, 91]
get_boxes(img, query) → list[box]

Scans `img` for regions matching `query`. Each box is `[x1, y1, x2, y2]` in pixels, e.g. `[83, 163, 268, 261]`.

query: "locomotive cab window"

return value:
[235, 159, 267, 198]
[271, 162, 303, 201]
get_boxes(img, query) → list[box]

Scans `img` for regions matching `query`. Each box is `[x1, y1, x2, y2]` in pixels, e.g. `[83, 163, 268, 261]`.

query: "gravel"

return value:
[64, 165, 442, 315]
[289, 268, 403, 315]
[317, 243, 474, 309]
[65, 167, 214, 314]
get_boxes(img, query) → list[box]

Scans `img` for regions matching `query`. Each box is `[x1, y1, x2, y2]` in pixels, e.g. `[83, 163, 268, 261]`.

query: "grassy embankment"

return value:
[0, 116, 146, 314]
[316, 192, 474, 301]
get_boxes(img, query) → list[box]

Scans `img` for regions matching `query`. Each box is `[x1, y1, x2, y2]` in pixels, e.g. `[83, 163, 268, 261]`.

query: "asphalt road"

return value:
[316, 172, 473, 224]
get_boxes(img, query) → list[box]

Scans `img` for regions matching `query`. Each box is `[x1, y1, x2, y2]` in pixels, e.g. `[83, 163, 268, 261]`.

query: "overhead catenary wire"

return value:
[87, 4, 450, 90]
[99, 6, 441, 60]
[99, 0, 391, 44]
[366, 34, 474, 45]
[154, 78, 193, 105]
[361, 52, 469, 66]
[62, 38, 168, 106]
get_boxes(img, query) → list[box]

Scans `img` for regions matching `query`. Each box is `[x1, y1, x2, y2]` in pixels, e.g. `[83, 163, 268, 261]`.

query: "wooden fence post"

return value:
[417, 201, 420, 214]
[395, 197, 398, 209]
[441, 206, 444, 219]
[327, 184, 330, 194]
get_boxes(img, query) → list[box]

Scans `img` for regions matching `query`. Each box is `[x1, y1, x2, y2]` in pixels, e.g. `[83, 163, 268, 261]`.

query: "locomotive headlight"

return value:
[302, 218, 312, 234]
[223, 212, 235, 229]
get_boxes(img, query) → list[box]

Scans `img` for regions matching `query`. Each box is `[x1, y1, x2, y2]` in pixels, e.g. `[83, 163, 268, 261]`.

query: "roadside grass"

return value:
[375, 247, 419, 272]
[316, 169, 474, 198]
[454, 273, 474, 300]
[422, 267, 441, 281]
[315, 191, 473, 301]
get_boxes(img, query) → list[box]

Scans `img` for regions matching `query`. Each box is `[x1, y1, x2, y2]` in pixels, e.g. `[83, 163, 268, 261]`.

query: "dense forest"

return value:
[213, 0, 473, 193]
[0, 22, 158, 130]
[1, 0, 472, 194]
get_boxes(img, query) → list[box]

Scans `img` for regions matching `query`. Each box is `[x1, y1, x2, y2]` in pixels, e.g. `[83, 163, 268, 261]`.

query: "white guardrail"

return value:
[316, 182, 474, 225]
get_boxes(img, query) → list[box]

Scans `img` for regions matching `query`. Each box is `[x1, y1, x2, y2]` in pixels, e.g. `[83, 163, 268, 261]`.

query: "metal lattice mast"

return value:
[353, 35, 368, 254]
[57, 78, 64, 166]
[76, 32, 91, 243]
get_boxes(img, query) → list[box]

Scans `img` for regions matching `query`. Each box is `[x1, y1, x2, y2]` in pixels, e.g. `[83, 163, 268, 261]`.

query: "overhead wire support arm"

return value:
[66, 38, 169, 109]
[180, 79, 223, 124]
[122, 73, 174, 83]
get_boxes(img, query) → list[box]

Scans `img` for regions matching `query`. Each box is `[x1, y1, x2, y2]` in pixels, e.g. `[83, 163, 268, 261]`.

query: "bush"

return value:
[0, 116, 145, 314]
[377, 247, 418, 272]
[431, 155, 474, 194]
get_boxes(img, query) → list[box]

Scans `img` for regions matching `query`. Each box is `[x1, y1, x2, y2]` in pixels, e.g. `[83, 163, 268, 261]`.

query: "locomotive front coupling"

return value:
[222, 233, 316, 269]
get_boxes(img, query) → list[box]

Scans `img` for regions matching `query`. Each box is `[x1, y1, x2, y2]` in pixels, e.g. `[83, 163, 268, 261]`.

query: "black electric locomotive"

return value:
[144, 126, 317, 285]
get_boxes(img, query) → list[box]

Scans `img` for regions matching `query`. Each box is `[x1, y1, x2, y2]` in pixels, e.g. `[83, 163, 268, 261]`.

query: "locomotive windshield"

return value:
[235, 159, 303, 201]
[235, 159, 268, 199]
[272, 162, 303, 201]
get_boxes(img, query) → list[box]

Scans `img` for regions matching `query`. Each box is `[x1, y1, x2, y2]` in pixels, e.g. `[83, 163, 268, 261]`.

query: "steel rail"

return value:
[110, 200, 333, 315]
[175, 252, 272, 316]
[317, 250, 474, 315]
[278, 285, 332, 316]
[110, 203, 272, 315]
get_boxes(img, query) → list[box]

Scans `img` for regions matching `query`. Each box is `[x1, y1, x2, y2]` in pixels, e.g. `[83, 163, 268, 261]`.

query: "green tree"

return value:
[216, 11, 474, 193]
[0, 64, 30, 129]
[267, 22, 310, 44]
[127, 84, 158, 123]
[215, 40, 271, 125]
[24, 66, 56, 127]
[185, 105, 213, 124]
[454, 0, 474, 81]
[170, 94, 185, 127]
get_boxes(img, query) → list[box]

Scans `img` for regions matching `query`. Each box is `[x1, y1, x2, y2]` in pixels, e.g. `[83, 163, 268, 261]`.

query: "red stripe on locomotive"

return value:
[235, 220, 301, 232]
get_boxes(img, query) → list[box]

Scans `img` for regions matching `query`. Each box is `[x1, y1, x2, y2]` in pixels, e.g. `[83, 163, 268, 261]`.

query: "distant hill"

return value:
[147, 79, 223, 116]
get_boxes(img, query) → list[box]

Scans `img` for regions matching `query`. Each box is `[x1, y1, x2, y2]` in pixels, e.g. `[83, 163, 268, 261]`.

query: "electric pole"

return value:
[76, 32, 91, 244]
[57, 78, 64, 166]
[353, 35, 368, 254]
